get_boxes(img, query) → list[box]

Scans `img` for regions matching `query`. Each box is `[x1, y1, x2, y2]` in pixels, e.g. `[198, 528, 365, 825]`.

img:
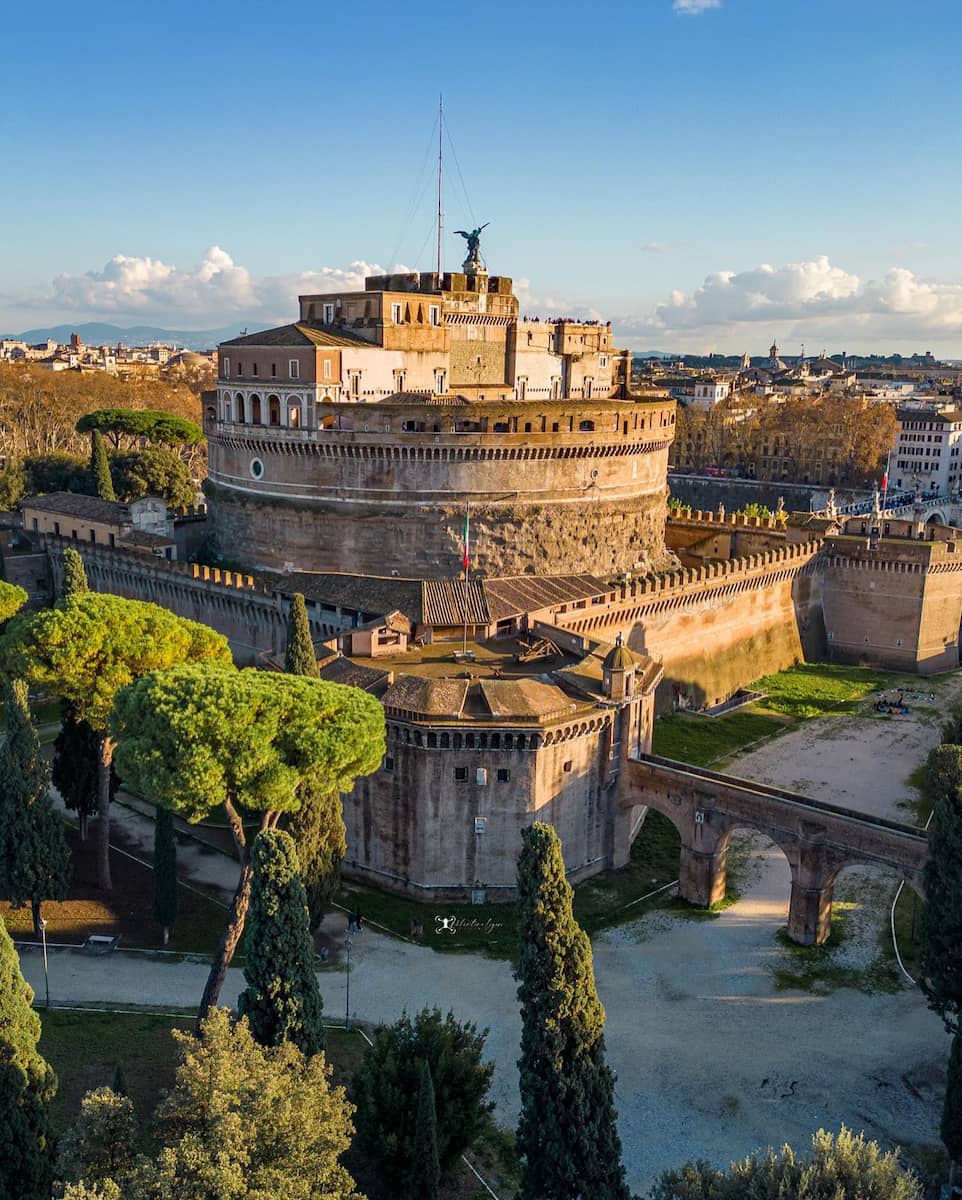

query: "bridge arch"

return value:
[623, 754, 928, 945]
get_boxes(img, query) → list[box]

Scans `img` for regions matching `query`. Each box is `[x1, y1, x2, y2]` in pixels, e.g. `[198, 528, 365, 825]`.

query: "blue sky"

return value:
[3, 0, 962, 352]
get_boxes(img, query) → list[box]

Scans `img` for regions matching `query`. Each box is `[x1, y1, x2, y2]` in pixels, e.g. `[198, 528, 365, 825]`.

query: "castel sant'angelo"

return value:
[31, 232, 962, 903]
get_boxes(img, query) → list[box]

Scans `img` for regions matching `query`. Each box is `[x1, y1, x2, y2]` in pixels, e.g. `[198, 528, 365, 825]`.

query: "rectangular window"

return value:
[454, 767, 468, 782]
[350, 373, 360, 397]
[434, 370, 446, 394]
[429, 305, 440, 325]
[323, 302, 335, 324]
[109, 533, 116, 547]
[497, 768, 510, 782]
[599, 354, 608, 368]
[391, 302, 403, 323]
[323, 359, 332, 380]
[271, 362, 276, 377]
[383, 756, 394, 773]
[237, 362, 244, 376]
[289, 359, 299, 380]
[395, 371, 406, 392]
[53, 521, 61, 535]
[252, 362, 258, 376]
[222, 356, 230, 377]
[89, 529, 96, 543]
[31, 517, 38, 532]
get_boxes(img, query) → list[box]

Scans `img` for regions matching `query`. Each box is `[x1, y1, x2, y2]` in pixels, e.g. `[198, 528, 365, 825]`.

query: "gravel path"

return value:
[22, 682, 957, 1194]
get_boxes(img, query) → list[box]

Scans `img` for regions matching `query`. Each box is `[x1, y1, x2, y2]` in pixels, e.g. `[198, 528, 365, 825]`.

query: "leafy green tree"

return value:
[131, 1008, 360, 1200]
[62, 546, 89, 599]
[411, 1061, 440, 1200]
[110, 447, 195, 508]
[57, 1087, 137, 1188]
[919, 744, 962, 1032]
[515, 822, 631, 1200]
[76, 409, 203, 450]
[651, 1127, 920, 1200]
[153, 806, 178, 946]
[1, 593, 231, 893]
[285, 593, 318, 677]
[238, 829, 324, 1055]
[0, 915, 57, 1200]
[52, 709, 99, 841]
[24, 452, 91, 496]
[0, 680, 71, 937]
[0, 581, 27, 624]
[111, 664, 384, 1018]
[0, 459, 26, 509]
[62, 1182, 122, 1200]
[354, 1007, 494, 1190]
[89, 430, 116, 501]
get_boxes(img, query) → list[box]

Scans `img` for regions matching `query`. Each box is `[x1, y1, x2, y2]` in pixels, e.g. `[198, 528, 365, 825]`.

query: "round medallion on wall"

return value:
[249, 458, 264, 479]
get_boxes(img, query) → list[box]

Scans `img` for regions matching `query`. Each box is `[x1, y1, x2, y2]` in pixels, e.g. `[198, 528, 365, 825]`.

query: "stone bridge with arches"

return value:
[622, 754, 929, 945]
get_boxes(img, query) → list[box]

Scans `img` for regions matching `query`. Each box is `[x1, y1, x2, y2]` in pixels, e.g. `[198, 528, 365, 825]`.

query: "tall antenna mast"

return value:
[436, 94, 443, 277]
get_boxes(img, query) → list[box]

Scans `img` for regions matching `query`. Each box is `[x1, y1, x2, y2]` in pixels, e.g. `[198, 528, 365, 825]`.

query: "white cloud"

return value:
[616, 255, 962, 351]
[642, 241, 673, 254]
[34, 248, 398, 327]
[673, 0, 721, 13]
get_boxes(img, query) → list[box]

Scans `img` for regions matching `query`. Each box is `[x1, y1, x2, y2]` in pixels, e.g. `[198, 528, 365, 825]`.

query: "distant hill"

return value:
[1, 321, 247, 351]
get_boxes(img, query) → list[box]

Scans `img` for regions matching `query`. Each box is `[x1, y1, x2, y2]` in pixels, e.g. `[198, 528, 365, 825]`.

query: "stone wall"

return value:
[667, 473, 867, 514]
[552, 541, 826, 710]
[42, 536, 352, 663]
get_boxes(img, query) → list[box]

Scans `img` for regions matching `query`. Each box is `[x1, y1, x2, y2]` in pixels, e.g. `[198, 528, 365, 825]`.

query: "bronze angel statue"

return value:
[455, 223, 489, 266]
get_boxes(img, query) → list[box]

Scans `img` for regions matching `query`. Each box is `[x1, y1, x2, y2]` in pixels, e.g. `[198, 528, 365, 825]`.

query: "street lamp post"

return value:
[39, 918, 50, 1009]
[344, 936, 353, 1030]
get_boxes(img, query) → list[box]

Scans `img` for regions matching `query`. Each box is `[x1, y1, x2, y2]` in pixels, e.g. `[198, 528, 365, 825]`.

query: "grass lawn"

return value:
[38, 1009, 518, 1200]
[652, 661, 930, 768]
[338, 810, 684, 960]
[1, 825, 228, 955]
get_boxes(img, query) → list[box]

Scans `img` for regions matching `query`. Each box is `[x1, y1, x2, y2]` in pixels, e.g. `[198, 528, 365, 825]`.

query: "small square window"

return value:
[383, 756, 394, 773]
[497, 768, 510, 782]
[454, 767, 468, 782]
[563, 761, 573, 773]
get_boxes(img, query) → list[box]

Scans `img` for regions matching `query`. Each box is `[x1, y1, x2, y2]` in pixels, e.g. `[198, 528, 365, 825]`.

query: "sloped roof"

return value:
[22, 492, 129, 524]
[317, 654, 392, 692]
[478, 679, 577, 721]
[381, 675, 469, 717]
[484, 574, 609, 621]
[220, 322, 372, 349]
[421, 580, 489, 625]
[284, 573, 423, 621]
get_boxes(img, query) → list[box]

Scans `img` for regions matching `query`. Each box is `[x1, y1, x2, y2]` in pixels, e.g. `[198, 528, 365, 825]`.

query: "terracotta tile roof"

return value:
[381, 675, 469, 717]
[484, 574, 609, 621]
[120, 530, 175, 548]
[420, 580, 489, 625]
[283, 573, 424, 621]
[478, 679, 577, 721]
[317, 654, 391, 692]
[220, 323, 372, 349]
[22, 492, 129, 524]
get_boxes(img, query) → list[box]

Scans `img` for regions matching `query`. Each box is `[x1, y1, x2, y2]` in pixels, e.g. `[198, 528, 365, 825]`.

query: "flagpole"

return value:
[462, 501, 470, 656]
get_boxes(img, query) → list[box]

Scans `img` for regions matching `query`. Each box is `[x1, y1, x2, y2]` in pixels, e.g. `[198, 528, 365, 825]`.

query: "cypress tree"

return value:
[0, 916, 57, 1200]
[919, 744, 962, 1030]
[238, 829, 324, 1055]
[409, 1060, 440, 1200]
[284, 593, 318, 677]
[284, 590, 340, 927]
[52, 707, 99, 842]
[942, 1031, 962, 1168]
[0, 680, 71, 938]
[62, 546, 89, 599]
[153, 805, 178, 946]
[89, 430, 116, 502]
[515, 823, 631, 1200]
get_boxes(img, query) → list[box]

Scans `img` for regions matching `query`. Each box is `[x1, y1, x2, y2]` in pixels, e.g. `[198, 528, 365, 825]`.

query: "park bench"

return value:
[82, 934, 120, 955]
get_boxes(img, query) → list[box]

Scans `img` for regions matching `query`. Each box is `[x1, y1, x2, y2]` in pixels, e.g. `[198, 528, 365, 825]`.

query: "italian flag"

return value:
[462, 506, 470, 571]
[881, 471, 888, 491]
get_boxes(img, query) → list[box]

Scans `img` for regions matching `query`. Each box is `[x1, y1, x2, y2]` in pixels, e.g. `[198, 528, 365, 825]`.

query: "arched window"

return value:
[288, 405, 300, 427]
[235, 393, 246, 422]
[579, 420, 595, 432]
[250, 394, 262, 424]
[268, 395, 281, 426]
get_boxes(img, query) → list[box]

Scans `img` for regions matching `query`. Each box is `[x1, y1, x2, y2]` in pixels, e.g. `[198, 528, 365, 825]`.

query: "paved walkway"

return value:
[22, 684, 957, 1194]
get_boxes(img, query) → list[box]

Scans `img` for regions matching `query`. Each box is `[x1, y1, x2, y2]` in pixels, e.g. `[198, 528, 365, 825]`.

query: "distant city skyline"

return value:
[3, 0, 961, 353]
